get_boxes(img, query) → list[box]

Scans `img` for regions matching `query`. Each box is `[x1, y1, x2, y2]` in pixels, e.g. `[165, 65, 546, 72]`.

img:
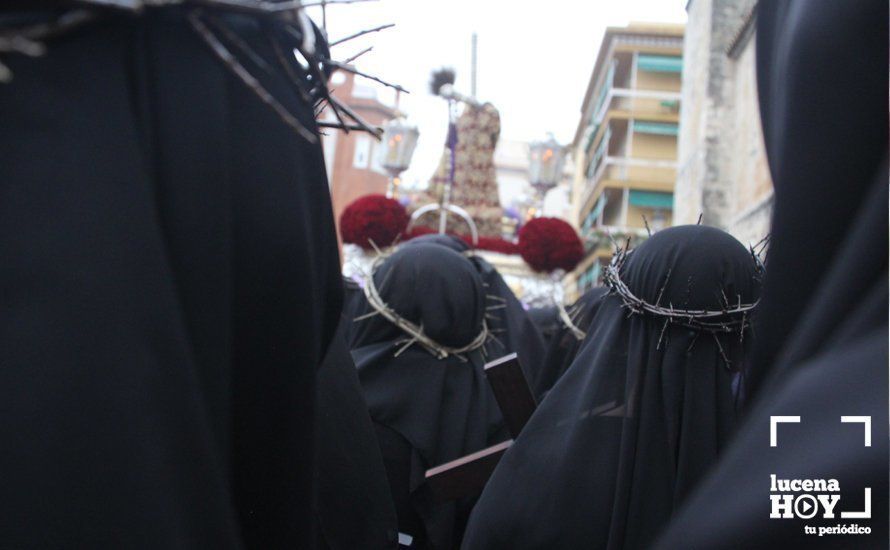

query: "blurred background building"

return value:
[322, 71, 401, 238]
[674, 0, 772, 247]
[567, 22, 685, 299]
[324, 0, 774, 304]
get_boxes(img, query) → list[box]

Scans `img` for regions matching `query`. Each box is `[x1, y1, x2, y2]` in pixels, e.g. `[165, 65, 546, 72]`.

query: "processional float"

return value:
[407, 68, 480, 246]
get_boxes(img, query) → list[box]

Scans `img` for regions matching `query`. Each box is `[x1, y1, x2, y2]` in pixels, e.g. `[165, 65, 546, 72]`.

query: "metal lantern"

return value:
[379, 117, 419, 197]
[528, 133, 566, 199]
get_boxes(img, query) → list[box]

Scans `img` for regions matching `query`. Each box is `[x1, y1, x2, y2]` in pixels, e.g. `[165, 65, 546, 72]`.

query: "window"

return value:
[586, 126, 612, 179]
[591, 60, 616, 119]
[583, 194, 607, 232]
[353, 136, 371, 169]
[370, 141, 386, 174]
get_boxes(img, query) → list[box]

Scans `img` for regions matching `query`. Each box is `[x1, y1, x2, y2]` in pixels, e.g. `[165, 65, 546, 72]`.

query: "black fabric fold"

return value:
[0, 9, 341, 548]
[315, 318, 398, 550]
[352, 244, 506, 549]
[531, 286, 608, 398]
[653, 1, 888, 547]
[462, 225, 760, 549]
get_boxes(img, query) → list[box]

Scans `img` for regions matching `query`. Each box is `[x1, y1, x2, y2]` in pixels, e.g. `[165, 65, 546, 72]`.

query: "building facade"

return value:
[674, 0, 773, 247]
[321, 71, 400, 238]
[568, 23, 685, 298]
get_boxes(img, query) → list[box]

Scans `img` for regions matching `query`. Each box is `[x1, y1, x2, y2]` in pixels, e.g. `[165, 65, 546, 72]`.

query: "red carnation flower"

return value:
[469, 235, 519, 255]
[518, 217, 584, 273]
[340, 194, 409, 250]
[403, 226, 520, 256]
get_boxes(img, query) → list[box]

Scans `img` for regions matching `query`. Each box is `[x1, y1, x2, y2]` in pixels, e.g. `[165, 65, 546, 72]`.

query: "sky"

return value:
[307, 0, 687, 189]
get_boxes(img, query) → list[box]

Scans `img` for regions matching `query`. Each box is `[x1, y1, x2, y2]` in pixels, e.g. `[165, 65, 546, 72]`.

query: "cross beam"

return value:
[424, 353, 537, 502]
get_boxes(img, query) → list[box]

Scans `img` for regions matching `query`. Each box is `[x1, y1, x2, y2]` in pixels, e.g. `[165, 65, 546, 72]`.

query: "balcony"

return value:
[592, 88, 680, 127]
[581, 225, 648, 252]
[580, 155, 677, 214]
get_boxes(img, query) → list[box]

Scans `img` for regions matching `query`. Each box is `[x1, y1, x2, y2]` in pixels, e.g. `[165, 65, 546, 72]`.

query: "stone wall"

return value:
[675, 0, 773, 245]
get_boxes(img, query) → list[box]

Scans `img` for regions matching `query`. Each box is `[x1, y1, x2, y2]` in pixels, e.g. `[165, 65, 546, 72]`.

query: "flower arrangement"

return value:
[403, 226, 519, 255]
[340, 194, 409, 250]
[517, 217, 584, 273]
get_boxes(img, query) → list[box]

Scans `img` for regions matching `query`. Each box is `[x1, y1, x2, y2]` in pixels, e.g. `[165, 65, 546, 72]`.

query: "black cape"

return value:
[0, 9, 341, 548]
[653, 1, 888, 547]
[315, 315, 398, 550]
[462, 225, 761, 549]
[352, 244, 506, 549]
[531, 286, 609, 398]
[468, 255, 547, 387]
[526, 305, 560, 345]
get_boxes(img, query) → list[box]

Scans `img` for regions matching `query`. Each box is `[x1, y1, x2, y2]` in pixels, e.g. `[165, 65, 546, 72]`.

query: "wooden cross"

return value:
[482, 353, 538, 438]
[424, 353, 537, 501]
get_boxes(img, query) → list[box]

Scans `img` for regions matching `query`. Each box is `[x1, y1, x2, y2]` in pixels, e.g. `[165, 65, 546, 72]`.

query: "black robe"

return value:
[526, 305, 560, 346]
[352, 244, 506, 549]
[467, 255, 547, 387]
[462, 225, 761, 549]
[653, 1, 888, 547]
[531, 286, 608, 398]
[0, 9, 341, 548]
[315, 317, 398, 550]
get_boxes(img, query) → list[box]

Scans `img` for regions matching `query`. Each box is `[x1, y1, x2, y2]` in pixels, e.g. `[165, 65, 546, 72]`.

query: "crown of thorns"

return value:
[603, 237, 765, 337]
[0, 0, 402, 140]
[355, 253, 499, 361]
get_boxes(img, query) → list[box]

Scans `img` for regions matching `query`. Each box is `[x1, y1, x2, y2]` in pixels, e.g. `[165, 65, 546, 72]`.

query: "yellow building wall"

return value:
[631, 132, 677, 160]
[621, 165, 677, 185]
[634, 70, 682, 92]
[626, 97, 680, 119]
[626, 203, 674, 230]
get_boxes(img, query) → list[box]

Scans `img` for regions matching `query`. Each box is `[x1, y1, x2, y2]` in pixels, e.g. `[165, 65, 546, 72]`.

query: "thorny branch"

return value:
[329, 23, 395, 46]
[0, 1, 401, 139]
[603, 244, 763, 335]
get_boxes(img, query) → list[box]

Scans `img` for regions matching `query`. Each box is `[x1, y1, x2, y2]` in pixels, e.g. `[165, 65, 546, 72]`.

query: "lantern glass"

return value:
[528, 134, 565, 195]
[380, 118, 419, 176]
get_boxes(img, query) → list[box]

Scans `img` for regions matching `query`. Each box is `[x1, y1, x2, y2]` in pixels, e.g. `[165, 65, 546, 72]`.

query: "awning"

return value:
[633, 121, 679, 136]
[629, 190, 673, 209]
[637, 54, 683, 73]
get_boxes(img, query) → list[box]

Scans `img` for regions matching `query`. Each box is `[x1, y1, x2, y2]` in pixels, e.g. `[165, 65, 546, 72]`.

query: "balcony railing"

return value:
[592, 88, 681, 127]
[580, 156, 678, 212]
[580, 225, 649, 255]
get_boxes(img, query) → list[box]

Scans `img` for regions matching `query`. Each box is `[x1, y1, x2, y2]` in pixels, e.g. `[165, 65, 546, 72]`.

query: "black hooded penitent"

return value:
[0, 8, 341, 549]
[467, 255, 547, 389]
[352, 244, 506, 549]
[653, 1, 888, 547]
[531, 285, 608, 398]
[462, 225, 761, 549]
[344, 234, 470, 349]
[395, 233, 548, 392]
